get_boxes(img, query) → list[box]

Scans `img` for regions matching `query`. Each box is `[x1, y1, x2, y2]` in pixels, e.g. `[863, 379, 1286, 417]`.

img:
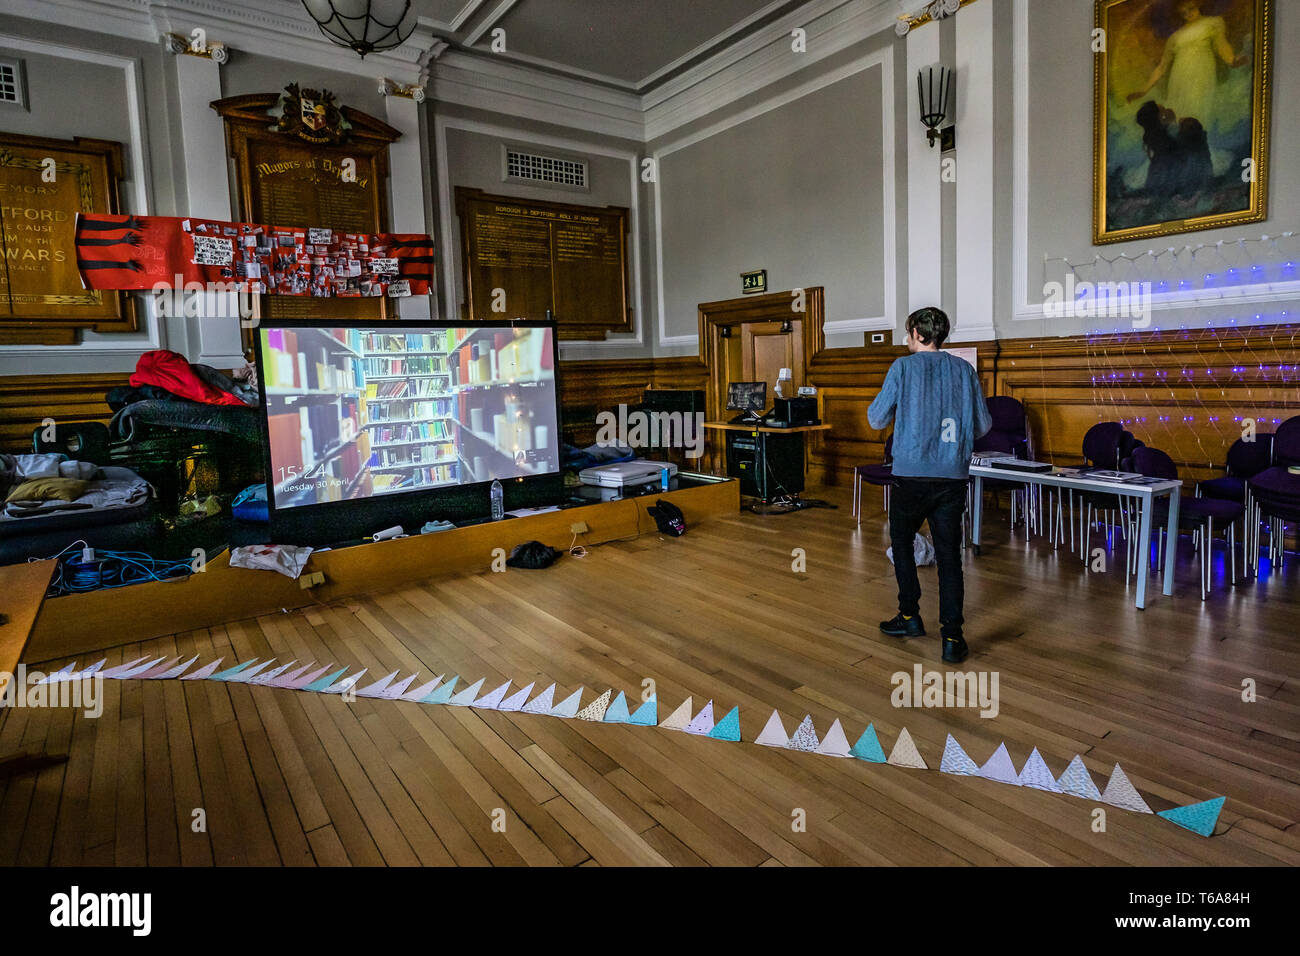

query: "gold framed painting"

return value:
[1093, 0, 1272, 245]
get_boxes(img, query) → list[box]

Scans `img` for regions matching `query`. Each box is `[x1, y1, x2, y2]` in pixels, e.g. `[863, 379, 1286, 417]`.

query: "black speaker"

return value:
[774, 396, 818, 425]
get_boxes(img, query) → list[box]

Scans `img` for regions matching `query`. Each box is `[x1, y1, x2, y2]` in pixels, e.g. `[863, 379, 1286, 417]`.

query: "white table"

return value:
[968, 465, 1182, 610]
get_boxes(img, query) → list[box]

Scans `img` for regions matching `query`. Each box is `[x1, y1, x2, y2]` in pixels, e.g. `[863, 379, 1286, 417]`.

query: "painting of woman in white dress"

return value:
[1094, 0, 1271, 243]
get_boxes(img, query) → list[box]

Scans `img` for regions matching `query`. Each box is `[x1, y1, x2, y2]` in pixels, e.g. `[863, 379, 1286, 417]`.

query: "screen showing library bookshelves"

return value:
[256, 322, 558, 510]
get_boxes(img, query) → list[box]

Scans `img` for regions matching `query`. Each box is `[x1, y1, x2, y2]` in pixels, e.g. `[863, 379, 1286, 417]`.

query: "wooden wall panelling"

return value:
[557, 356, 707, 449]
[0, 373, 129, 453]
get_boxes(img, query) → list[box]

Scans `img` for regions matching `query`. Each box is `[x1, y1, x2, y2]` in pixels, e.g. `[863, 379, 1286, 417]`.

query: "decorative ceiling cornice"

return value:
[894, 0, 981, 37]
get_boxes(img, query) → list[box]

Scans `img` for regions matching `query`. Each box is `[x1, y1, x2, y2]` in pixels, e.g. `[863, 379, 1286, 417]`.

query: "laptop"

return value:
[578, 460, 679, 488]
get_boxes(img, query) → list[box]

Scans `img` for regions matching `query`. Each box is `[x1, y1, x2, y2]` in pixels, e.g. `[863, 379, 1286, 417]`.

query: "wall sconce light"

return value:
[917, 63, 954, 148]
[780, 320, 793, 333]
[720, 326, 732, 338]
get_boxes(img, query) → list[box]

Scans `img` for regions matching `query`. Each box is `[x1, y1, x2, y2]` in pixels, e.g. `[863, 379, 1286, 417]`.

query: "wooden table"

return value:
[0, 559, 65, 778]
[703, 421, 832, 502]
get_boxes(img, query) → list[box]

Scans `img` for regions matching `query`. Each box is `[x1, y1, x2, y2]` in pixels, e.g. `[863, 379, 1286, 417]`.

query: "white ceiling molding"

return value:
[430, 50, 644, 141]
[462, 0, 518, 47]
[635, 0, 797, 91]
[643, 0, 897, 142]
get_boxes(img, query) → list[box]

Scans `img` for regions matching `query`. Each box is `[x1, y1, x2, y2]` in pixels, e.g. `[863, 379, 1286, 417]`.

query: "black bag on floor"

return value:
[648, 499, 686, 537]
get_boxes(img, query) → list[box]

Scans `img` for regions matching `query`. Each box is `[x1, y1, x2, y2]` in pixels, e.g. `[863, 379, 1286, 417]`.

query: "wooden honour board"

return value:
[455, 187, 631, 341]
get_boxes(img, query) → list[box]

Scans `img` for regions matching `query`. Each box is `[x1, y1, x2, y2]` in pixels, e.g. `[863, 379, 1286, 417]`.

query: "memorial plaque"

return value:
[212, 91, 400, 324]
[455, 187, 631, 341]
[0, 132, 137, 344]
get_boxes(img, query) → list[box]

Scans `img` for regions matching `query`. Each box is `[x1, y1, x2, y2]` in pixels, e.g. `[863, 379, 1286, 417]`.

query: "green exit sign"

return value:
[741, 269, 767, 294]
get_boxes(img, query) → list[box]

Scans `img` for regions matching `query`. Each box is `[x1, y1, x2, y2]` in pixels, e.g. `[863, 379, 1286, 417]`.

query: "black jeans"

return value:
[889, 476, 968, 638]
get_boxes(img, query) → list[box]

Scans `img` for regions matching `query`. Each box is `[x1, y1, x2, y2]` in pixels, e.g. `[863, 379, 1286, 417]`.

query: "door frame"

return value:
[696, 286, 825, 425]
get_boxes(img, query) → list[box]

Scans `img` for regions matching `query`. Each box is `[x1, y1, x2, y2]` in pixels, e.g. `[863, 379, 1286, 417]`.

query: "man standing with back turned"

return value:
[867, 307, 991, 664]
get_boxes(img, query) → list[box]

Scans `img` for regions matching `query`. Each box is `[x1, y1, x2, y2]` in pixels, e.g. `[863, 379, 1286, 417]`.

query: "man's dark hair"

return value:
[907, 307, 950, 347]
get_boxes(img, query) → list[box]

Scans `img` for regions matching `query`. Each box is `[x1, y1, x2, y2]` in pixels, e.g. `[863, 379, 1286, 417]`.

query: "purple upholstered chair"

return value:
[1132, 446, 1244, 600]
[853, 433, 893, 526]
[1198, 434, 1274, 503]
[1247, 416, 1300, 574]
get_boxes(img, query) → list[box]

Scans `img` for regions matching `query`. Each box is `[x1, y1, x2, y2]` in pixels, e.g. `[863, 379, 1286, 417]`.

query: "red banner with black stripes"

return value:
[75, 214, 434, 297]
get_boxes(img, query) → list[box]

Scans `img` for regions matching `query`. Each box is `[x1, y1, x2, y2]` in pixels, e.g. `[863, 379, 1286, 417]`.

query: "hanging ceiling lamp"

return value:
[300, 0, 418, 58]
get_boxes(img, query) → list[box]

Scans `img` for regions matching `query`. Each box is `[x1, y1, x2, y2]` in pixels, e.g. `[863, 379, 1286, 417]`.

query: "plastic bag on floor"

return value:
[886, 533, 936, 567]
[229, 544, 314, 579]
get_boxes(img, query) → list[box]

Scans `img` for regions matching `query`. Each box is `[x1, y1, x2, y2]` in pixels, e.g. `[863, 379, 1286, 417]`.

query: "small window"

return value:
[0, 60, 28, 109]
[504, 148, 587, 190]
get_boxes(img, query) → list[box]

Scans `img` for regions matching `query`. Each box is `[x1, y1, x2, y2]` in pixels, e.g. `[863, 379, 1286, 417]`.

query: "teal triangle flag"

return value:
[210, 659, 260, 681]
[1157, 796, 1225, 837]
[708, 706, 741, 742]
[423, 676, 459, 704]
[850, 724, 888, 763]
[627, 695, 657, 726]
[302, 667, 348, 692]
[604, 691, 630, 723]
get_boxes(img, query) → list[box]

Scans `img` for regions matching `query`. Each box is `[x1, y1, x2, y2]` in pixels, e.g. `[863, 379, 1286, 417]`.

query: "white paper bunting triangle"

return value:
[498, 681, 535, 712]
[979, 743, 1022, 786]
[356, 670, 400, 698]
[268, 661, 316, 688]
[322, 669, 366, 694]
[684, 700, 715, 735]
[181, 658, 224, 681]
[381, 673, 419, 700]
[550, 687, 584, 718]
[786, 715, 820, 752]
[1017, 748, 1063, 793]
[227, 659, 278, 684]
[659, 697, 693, 731]
[522, 683, 556, 715]
[754, 710, 790, 748]
[400, 674, 444, 702]
[887, 727, 928, 769]
[472, 680, 513, 710]
[815, 719, 852, 757]
[1100, 764, 1153, 813]
[448, 677, 485, 706]
[1056, 755, 1103, 800]
[940, 734, 980, 775]
[249, 660, 296, 685]
[575, 689, 612, 721]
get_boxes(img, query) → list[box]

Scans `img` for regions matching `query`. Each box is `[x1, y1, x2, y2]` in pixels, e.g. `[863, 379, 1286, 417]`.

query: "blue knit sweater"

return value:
[867, 351, 992, 479]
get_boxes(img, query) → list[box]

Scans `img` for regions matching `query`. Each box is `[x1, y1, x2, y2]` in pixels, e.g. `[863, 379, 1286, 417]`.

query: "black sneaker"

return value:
[880, 613, 925, 638]
[942, 635, 969, 663]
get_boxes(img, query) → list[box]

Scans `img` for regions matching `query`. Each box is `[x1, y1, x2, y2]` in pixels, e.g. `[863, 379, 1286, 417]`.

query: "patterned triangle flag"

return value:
[627, 695, 657, 726]
[979, 743, 1022, 786]
[227, 659, 278, 684]
[472, 680, 512, 710]
[181, 658, 224, 681]
[1157, 796, 1225, 837]
[356, 670, 400, 698]
[99, 657, 150, 679]
[322, 669, 366, 695]
[381, 673, 419, 699]
[401, 674, 444, 702]
[940, 734, 980, 775]
[754, 710, 789, 747]
[659, 697, 693, 731]
[685, 700, 715, 735]
[787, 715, 820, 752]
[1017, 748, 1063, 793]
[38, 662, 78, 684]
[1100, 764, 1153, 813]
[208, 658, 258, 681]
[603, 691, 630, 723]
[709, 706, 741, 742]
[288, 663, 336, 690]
[155, 655, 200, 680]
[521, 683, 556, 714]
[887, 727, 928, 769]
[816, 719, 852, 757]
[551, 687, 584, 718]
[249, 661, 296, 685]
[111, 656, 169, 680]
[448, 678, 486, 706]
[268, 661, 316, 688]
[423, 676, 460, 704]
[136, 656, 182, 680]
[850, 724, 888, 763]
[302, 667, 348, 693]
[576, 689, 612, 721]
[498, 681, 535, 712]
[1056, 755, 1103, 800]
[76, 660, 108, 679]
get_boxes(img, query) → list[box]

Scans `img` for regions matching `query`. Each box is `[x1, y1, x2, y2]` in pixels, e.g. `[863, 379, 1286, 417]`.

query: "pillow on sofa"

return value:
[5, 477, 91, 503]
[59, 460, 98, 480]
[14, 453, 63, 479]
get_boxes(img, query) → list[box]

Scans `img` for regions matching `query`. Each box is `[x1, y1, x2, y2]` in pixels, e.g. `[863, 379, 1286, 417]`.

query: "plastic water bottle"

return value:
[490, 479, 504, 521]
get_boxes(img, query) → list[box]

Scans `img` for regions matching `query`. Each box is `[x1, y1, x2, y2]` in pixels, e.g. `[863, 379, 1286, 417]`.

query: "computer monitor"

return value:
[727, 381, 766, 413]
[253, 320, 562, 543]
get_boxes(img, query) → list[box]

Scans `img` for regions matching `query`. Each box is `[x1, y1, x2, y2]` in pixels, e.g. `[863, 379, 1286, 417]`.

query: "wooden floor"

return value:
[2, 488, 1298, 866]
